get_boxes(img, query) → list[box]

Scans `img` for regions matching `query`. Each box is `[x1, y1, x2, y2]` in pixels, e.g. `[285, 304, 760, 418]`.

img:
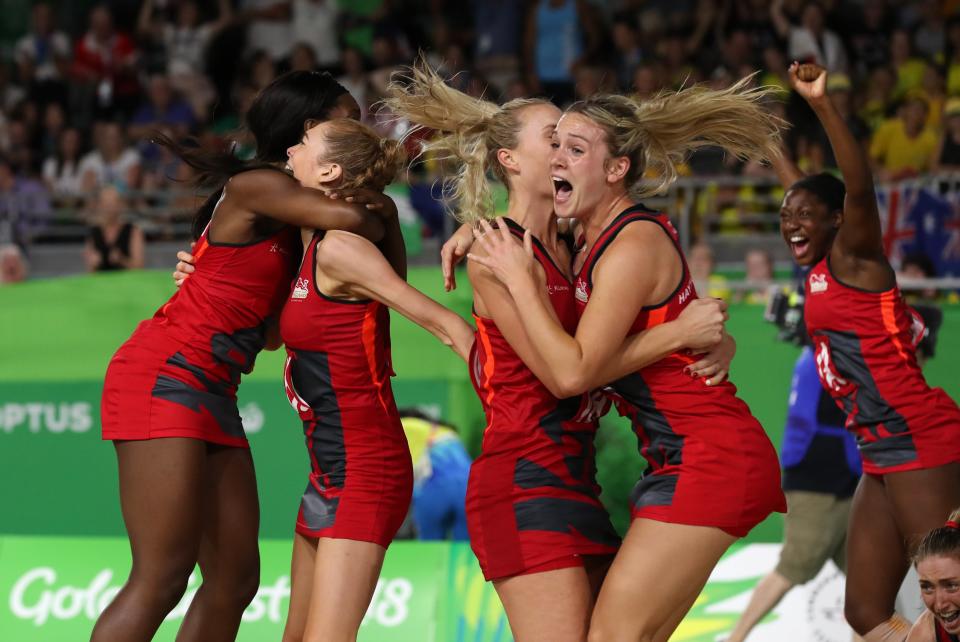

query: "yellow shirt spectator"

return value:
[870, 118, 938, 175]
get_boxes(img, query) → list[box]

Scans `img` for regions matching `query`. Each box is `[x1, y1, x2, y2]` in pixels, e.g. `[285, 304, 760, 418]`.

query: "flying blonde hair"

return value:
[566, 77, 785, 198]
[383, 62, 550, 224]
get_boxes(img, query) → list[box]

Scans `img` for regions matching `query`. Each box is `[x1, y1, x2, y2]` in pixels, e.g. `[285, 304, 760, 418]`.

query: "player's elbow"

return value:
[551, 371, 590, 399]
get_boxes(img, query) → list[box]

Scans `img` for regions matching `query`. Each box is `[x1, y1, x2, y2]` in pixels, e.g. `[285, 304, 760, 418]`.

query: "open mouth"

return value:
[787, 234, 810, 260]
[553, 176, 573, 204]
[939, 610, 960, 629]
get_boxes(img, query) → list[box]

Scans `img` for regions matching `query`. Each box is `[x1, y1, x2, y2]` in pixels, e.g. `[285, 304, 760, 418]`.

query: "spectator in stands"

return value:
[288, 43, 318, 72]
[473, 0, 525, 96]
[632, 62, 664, 99]
[0, 243, 28, 284]
[890, 28, 928, 98]
[860, 65, 897, 132]
[78, 121, 141, 191]
[337, 47, 373, 119]
[38, 102, 65, 160]
[913, 0, 946, 61]
[814, 73, 870, 168]
[611, 13, 644, 90]
[0, 156, 52, 248]
[0, 64, 26, 113]
[42, 127, 84, 199]
[291, 0, 341, 71]
[740, 248, 775, 305]
[523, 0, 602, 106]
[129, 74, 197, 144]
[136, 0, 233, 122]
[870, 91, 938, 180]
[14, 3, 71, 108]
[923, 65, 947, 131]
[689, 242, 731, 301]
[771, 0, 847, 73]
[240, 0, 294, 62]
[70, 5, 140, 122]
[84, 185, 144, 272]
[246, 49, 278, 91]
[946, 17, 960, 97]
[932, 99, 960, 173]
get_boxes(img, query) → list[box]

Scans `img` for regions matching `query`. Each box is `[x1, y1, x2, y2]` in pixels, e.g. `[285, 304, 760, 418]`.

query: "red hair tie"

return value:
[946, 520, 960, 529]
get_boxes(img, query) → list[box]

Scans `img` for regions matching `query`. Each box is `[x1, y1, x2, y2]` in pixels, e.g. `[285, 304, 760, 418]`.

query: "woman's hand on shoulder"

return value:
[173, 242, 196, 287]
[467, 218, 539, 296]
[326, 187, 398, 219]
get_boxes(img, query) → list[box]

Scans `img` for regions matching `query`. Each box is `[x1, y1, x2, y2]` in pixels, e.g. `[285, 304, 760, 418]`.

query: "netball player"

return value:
[93, 72, 390, 642]
[279, 117, 475, 642]
[469, 80, 786, 641]
[387, 64, 738, 642]
[906, 511, 960, 642]
[776, 63, 960, 642]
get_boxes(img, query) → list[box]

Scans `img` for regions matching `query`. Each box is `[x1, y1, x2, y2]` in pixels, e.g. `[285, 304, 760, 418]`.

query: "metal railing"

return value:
[5, 173, 960, 264]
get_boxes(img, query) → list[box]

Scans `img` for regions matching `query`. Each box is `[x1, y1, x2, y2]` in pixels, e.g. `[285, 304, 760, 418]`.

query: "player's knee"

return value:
[844, 597, 886, 635]
[130, 559, 195, 612]
[209, 552, 261, 608]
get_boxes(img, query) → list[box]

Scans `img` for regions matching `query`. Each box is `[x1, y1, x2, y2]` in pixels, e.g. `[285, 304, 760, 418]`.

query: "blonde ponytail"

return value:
[568, 75, 785, 198]
[384, 62, 550, 224]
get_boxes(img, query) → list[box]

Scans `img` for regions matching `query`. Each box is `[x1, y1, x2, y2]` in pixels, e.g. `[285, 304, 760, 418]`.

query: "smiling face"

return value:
[285, 121, 341, 189]
[501, 102, 562, 200]
[549, 112, 626, 220]
[780, 188, 840, 266]
[919, 556, 960, 634]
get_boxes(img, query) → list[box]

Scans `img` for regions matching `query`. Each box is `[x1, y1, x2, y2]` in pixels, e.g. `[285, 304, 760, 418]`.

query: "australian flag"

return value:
[876, 184, 960, 277]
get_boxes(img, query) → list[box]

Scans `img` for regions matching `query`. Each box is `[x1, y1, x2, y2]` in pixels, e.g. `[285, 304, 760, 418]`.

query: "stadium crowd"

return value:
[1, 0, 959, 281]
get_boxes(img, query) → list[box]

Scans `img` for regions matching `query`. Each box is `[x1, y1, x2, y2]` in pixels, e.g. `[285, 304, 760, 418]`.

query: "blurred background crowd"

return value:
[1, 0, 959, 298]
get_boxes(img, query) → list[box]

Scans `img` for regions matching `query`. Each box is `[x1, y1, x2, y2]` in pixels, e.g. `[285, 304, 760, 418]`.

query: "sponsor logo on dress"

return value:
[291, 278, 309, 300]
[269, 242, 289, 255]
[547, 284, 570, 294]
[574, 280, 589, 303]
[809, 273, 828, 294]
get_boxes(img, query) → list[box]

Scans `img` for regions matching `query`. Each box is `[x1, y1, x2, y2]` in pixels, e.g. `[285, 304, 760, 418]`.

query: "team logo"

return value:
[809, 273, 828, 294]
[574, 280, 589, 303]
[291, 277, 309, 300]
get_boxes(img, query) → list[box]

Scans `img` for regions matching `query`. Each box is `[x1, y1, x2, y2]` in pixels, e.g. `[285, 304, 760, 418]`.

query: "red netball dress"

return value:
[803, 256, 960, 475]
[101, 195, 300, 447]
[574, 205, 785, 537]
[280, 232, 412, 547]
[468, 218, 620, 582]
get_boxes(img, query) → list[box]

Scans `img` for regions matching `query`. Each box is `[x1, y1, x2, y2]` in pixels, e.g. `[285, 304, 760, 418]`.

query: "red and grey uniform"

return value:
[468, 218, 620, 582]
[280, 231, 412, 547]
[804, 257, 960, 475]
[102, 194, 300, 447]
[574, 205, 785, 537]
